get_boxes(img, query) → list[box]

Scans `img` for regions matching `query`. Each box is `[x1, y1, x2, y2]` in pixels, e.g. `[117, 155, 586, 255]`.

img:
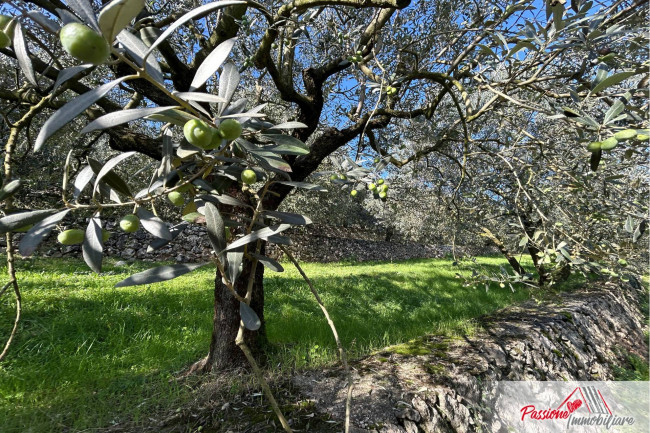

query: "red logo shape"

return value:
[567, 399, 582, 413]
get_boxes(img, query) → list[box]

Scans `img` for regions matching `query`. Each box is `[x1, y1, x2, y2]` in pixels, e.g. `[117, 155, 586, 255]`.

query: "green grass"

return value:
[0, 255, 532, 432]
[265, 257, 532, 366]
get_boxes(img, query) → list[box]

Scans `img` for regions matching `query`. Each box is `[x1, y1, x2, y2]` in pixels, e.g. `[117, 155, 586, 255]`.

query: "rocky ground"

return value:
[8, 222, 495, 264]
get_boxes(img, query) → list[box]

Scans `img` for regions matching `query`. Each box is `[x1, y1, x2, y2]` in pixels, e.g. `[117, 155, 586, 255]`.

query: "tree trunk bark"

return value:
[479, 226, 526, 275]
[204, 248, 267, 371]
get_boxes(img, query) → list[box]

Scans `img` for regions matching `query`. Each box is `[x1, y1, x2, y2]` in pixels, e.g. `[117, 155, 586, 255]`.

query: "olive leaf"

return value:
[239, 302, 261, 331]
[591, 71, 637, 95]
[136, 208, 172, 240]
[218, 62, 239, 114]
[81, 106, 176, 133]
[263, 210, 312, 225]
[225, 224, 291, 252]
[260, 134, 310, 155]
[249, 253, 284, 272]
[98, 0, 145, 43]
[144, 1, 246, 60]
[19, 209, 71, 257]
[0, 180, 22, 202]
[0, 209, 57, 235]
[88, 157, 132, 197]
[204, 201, 226, 256]
[226, 252, 244, 285]
[147, 222, 188, 252]
[13, 23, 37, 86]
[116, 30, 164, 84]
[66, 0, 100, 31]
[115, 263, 208, 287]
[274, 181, 327, 192]
[35, 77, 129, 151]
[27, 11, 60, 33]
[73, 165, 94, 200]
[93, 151, 136, 194]
[53, 64, 93, 92]
[82, 216, 103, 274]
[269, 121, 308, 130]
[173, 92, 227, 104]
[190, 37, 237, 91]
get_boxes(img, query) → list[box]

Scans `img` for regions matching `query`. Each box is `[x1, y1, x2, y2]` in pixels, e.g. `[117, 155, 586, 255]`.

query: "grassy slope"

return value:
[0, 256, 530, 432]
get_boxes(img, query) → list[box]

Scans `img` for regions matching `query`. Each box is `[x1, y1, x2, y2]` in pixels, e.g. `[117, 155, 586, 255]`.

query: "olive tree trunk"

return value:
[204, 249, 267, 371]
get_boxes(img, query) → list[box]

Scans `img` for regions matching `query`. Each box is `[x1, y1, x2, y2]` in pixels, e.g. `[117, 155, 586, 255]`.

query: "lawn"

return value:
[0, 255, 532, 432]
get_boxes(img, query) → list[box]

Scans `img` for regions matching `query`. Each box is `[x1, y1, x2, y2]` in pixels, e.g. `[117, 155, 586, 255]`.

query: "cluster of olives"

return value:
[57, 214, 139, 245]
[385, 86, 397, 95]
[329, 174, 389, 200]
[587, 129, 648, 152]
[367, 178, 389, 200]
[347, 50, 363, 63]
[0, 15, 16, 49]
[183, 118, 243, 150]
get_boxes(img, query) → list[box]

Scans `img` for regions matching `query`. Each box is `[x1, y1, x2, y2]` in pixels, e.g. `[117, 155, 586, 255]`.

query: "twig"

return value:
[281, 246, 354, 433]
[235, 243, 294, 432]
[0, 233, 21, 362]
[0, 125, 24, 362]
[0, 280, 12, 298]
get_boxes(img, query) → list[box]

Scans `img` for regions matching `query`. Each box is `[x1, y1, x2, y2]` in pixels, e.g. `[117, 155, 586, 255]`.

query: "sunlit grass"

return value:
[0, 255, 532, 432]
[264, 257, 533, 367]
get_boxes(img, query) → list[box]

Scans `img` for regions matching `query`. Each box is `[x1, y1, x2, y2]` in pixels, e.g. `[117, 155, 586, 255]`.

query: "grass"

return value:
[0, 255, 532, 432]
[264, 257, 533, 366]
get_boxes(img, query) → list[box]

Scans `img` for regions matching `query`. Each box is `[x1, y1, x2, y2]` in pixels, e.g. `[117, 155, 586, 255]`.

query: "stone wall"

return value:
[292, 278, 649, 432]
[21, 222, 496, 263]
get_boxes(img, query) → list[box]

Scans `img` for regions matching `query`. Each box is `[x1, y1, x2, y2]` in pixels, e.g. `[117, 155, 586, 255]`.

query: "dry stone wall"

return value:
[15, 222, 495, 263]
[292, 279, 649, 432]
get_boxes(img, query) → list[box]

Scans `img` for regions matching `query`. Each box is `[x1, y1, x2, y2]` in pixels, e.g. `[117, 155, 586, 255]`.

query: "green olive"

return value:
[183, 119, 214, 149]
[119, 214, 140, 233]
[218, 119, 243, 141]
[586, 141, 601, 152]
[241, 169, 257, 185]
[167, 191, 185, 206]
[600, 137, 618, 151]
[59, 23, 110, 65]
[57, 229, 85, 245]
